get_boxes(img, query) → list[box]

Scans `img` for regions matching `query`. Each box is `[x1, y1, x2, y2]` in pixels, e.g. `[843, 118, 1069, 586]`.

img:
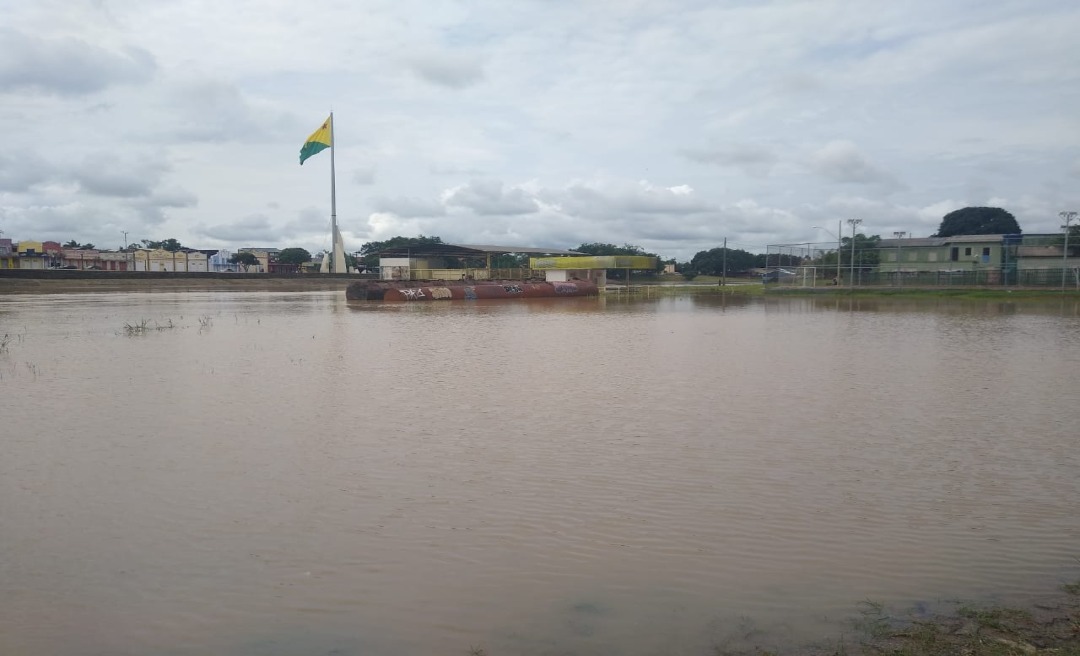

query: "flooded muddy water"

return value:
[2, 291, 1078, 655]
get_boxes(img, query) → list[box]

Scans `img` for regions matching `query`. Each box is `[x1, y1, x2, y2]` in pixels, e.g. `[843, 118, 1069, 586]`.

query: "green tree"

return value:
[934, 207, 1021, 237]
[60, 240, 95, 249]
[754, 253, 803, 268]
[229, 251, 259, 271]
[358, 235, 443, 267]
[688, 247, 757, 276]
[276, 247, 312, 266]
[491, 253, 528, 268]
[839, 234, 882, 266]
[141, 238, 184, 251]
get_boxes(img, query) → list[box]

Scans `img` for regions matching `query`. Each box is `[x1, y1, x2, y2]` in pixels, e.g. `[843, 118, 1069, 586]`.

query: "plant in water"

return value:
[855, 599, 892, 639]
[123, 319, 150, 336]
[957, 606, 1032, 631]
[0, 333, 11, 353]
[121, 319, 175, 335]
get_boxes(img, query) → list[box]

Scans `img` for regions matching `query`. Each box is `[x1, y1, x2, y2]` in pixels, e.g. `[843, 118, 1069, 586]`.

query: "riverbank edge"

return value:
[812, 584, 1080, 656]
[464, 584, 1080, 656]
[761, 287, 1080, 300]
[4, 274, 1080, 302]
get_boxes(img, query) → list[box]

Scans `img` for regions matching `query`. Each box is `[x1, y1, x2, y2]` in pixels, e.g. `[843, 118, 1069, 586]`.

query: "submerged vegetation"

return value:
[461, 583, 1080, 656]
[723, 586, 1080, 656]
[121, 318, 176, 336]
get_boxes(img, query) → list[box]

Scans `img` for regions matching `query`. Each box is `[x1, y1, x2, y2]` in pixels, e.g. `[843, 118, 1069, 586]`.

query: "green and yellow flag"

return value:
[299, 115, 332, 165]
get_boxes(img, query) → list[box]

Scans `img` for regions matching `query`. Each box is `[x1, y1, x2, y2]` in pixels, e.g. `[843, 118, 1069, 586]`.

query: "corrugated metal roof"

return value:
[878, 234, 1007, 248]
[454, 244, 582, 255]
[377, 243, 581, 257]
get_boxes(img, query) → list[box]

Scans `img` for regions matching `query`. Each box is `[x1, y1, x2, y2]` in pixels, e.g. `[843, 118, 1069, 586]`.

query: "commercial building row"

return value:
[0, 241, 305, 274]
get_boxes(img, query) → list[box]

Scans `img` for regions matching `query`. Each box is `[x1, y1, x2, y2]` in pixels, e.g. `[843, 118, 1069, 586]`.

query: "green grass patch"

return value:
[762, 286, 1080, 301]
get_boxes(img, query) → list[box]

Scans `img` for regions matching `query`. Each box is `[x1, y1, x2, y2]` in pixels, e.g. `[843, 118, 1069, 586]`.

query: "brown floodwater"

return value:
[1, 291, 1078, 655]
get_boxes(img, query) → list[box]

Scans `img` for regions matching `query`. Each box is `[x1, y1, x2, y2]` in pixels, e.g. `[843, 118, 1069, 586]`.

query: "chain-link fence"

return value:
[764, 241, 1080, 289]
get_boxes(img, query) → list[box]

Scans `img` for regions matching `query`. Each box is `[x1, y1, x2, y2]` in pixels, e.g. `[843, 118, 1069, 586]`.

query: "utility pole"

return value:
[1062, 211, 1077, 292]
[721, 237, 727, 287]
[836, 219, 841, 284]
[846, 218, 862, 287]
[122, 230, 128, 250]
[893, 231, 907, 287]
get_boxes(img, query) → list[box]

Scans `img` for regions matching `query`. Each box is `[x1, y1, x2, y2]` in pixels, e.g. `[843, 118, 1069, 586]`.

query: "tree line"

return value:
[63, 206, 1040, 275]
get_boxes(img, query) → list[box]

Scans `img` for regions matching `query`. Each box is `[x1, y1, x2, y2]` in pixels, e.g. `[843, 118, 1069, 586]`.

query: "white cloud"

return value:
[0, 28, 155, 95]
[1, 0, 1077, 260]
[443, 180, 537, 216]
[681, 144, 780, 177]
[809, 141, 902, 189]
[408, 51, 485, 89]
[194, 215, 278, 243]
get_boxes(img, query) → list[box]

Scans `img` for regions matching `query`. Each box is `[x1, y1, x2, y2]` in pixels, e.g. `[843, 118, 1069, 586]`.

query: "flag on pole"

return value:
[299, 116, 332, 165]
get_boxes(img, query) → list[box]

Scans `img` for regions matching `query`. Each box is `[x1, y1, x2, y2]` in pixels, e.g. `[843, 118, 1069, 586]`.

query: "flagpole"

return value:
[329, 112, 340, 273]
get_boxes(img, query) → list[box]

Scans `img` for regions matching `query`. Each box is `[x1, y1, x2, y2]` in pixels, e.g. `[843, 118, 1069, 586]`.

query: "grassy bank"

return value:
[761, 286, 1080, 301]
[826, 583, 1080, 656]
[5, 274, 1077, 302]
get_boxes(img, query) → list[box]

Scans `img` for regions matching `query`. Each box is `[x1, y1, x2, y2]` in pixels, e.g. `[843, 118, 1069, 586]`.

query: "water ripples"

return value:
[1, 292, 1078, 655]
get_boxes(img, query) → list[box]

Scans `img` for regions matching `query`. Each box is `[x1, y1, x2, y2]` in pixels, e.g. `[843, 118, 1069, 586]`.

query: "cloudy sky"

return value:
[2, 0, 1078, 261]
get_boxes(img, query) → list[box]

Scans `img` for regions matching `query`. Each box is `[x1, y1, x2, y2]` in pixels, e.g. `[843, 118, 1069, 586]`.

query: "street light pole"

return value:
[1061, 211, 1077, 292]
[846, 218, 863, 287]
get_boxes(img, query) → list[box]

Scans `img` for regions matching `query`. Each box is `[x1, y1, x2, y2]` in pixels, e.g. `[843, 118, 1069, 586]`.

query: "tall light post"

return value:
[1062, 211, 1077, 291]
[846, 218, 863, 287]
[812, 221, 843, 285]
[893, 231, 907, 287]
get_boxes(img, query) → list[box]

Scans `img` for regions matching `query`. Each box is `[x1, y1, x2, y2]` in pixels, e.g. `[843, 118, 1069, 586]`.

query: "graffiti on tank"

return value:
[400, 288, 426, 300]
[553, 282, 579, 295]
[464, 287, 477, 300]
[431, 287, 453, 300]
[502, 285, 523, 294]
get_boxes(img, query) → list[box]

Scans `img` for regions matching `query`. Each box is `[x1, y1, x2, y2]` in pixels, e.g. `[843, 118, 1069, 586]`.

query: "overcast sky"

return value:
[2, 0, 1078, 261]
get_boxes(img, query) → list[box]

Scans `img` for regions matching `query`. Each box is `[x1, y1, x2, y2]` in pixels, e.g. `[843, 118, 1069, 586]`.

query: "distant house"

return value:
[876, 233, 1079, 285]
[43, 241, 62, 265]
[133, 248, 208, 272]
[1014, 234, 1080, 271]
[16, 241, 48, 269]
[61, 248, 102, 269]
[877, 234, 1006, 278]
[0, 239, 15, 269]
[238, 248, 279, 273]
[206, 249, 234, 272]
